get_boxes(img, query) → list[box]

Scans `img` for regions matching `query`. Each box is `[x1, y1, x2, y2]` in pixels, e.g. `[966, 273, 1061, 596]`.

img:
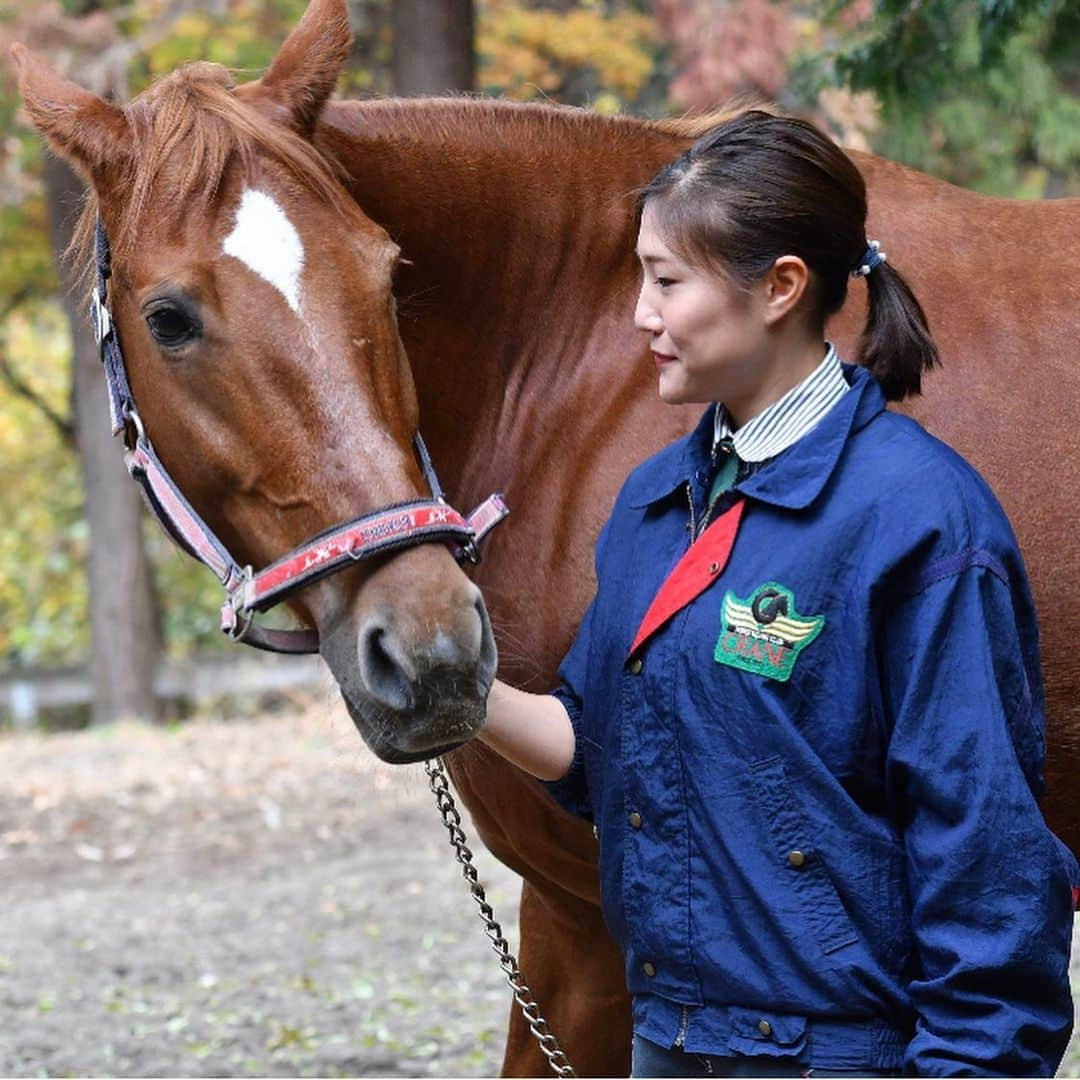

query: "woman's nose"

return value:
[634, 289, 663, 334]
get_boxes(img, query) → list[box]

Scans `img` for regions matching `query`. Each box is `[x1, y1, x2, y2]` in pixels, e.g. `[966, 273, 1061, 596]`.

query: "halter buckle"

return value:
[458, 538, 482, 565]
[221, 566, 256, 642]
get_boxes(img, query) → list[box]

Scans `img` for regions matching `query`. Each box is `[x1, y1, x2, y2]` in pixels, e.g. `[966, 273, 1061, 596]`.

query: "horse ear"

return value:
[258, 0, 352, 138]
[10, 43, 131, 189]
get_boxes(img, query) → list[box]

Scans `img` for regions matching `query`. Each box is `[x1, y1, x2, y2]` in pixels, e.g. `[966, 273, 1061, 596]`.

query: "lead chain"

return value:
[424, 758, 576, 1078]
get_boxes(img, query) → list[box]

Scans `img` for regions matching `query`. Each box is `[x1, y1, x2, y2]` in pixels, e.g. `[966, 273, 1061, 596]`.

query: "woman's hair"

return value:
[637, 110, 938, 400]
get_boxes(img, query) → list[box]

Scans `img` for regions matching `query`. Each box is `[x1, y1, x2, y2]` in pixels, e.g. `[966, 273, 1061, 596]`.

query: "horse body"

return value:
[319, 97, 1080, 1074]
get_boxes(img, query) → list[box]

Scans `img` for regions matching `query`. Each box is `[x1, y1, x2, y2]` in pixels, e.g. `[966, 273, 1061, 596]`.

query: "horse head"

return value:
[12, 0, 497, 762]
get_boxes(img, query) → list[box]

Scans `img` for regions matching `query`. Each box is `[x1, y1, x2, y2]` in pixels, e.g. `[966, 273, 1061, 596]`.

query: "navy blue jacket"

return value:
[547, 366, 1076, 1075]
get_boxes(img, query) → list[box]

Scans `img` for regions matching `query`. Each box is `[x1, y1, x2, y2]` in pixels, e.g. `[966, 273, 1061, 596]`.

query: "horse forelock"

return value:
[72, 61, 351, 288]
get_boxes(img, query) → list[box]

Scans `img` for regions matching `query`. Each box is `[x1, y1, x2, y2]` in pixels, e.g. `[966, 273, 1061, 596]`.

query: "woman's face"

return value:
[634, 202, 770, 408]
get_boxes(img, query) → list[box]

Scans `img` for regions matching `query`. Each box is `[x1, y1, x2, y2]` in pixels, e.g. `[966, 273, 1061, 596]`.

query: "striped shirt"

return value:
[713, 343, 849, 463]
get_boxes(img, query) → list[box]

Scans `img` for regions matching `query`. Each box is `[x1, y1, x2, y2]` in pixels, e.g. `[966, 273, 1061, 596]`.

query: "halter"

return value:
[90, 218, 508, 654]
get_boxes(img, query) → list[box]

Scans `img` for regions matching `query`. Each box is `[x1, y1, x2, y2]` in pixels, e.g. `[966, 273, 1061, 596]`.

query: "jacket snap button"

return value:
[629, 812, 643, 829]
[643, 961, 656, 977]
[787, 849, 806, 868]
[758, 1019, 772, 1037]
[592, 824, 599, 840]
[628, 658, 643, 675]
[708, 561, 720, 575]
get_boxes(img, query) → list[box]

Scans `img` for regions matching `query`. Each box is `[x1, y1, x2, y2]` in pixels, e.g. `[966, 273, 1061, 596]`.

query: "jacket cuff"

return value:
[541, 688, 593, 822]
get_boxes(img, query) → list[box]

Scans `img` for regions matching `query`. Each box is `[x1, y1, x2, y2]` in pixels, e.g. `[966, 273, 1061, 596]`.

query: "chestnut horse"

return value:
[15, 0, 1079, 1075]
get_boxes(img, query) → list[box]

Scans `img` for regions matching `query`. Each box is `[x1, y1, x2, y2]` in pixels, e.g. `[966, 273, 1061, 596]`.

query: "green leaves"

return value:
[800, 0, 1078, 196]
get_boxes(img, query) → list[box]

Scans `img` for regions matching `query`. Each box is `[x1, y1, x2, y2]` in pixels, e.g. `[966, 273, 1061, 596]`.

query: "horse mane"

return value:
[329, 94, 762, 155]
[71, 61, 351, 284]
[653, 98, 777, 138]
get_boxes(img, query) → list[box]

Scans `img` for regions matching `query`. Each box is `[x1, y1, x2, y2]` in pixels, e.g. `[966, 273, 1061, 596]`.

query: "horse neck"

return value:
[317, 99, 685, 496]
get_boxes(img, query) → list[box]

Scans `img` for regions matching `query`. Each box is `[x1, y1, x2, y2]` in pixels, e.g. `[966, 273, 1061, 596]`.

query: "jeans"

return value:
[631, 1034, 895, 1078]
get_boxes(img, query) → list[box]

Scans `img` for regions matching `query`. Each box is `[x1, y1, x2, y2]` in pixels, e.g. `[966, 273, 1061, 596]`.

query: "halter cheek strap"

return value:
[92, 219, 508, 654]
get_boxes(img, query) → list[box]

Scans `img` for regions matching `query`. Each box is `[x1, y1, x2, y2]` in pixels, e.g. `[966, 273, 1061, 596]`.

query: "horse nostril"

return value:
[358, 619, 416, 713]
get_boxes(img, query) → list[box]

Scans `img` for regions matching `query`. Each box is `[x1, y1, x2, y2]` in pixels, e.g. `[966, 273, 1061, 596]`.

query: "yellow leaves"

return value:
[478, 1, 656, 106]
[140, 2, 307, 86]
[169, 14, 212, 41]
[0, 301, 84, 664]
[231, 0, 261, 22]
[144, 12, 215, 78]
[592, 92, 622, 116]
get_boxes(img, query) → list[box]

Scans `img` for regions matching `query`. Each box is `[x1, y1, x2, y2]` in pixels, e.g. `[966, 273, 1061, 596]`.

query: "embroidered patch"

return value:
[714, 582, 824, 682]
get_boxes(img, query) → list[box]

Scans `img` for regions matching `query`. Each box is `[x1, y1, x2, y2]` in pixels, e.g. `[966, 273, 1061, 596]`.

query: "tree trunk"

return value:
[43, 153, 162, 725]
[392, 0, 475, 95]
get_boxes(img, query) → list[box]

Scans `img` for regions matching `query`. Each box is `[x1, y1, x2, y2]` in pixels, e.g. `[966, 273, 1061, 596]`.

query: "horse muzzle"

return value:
[320, 570, 497, 762]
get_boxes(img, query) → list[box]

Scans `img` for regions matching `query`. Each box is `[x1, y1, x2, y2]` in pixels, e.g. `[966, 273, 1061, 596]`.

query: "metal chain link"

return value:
[424, 757, 577, 1078]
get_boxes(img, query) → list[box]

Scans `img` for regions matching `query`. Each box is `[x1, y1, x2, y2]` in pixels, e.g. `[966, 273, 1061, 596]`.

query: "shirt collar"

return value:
[624, 364, 886, 511]
[713, 343, 848, 463]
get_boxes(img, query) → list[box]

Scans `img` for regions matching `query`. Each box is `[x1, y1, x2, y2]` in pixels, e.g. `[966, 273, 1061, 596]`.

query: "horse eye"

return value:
[146, 305, 199, 348]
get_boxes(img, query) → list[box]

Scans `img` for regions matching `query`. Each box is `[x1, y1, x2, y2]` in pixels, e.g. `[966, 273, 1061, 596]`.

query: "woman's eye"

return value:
[146, 306, 199, 348]
[656, 277, 676, 289]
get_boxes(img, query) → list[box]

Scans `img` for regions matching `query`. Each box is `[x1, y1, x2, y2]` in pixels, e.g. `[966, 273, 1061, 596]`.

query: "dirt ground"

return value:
[0, 701, 523, 1078]
[2, 700, 1080, 1078]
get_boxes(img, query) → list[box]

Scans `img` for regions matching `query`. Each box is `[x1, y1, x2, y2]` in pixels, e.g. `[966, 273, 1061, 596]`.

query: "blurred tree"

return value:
[478, 0, 659, 111]
[394, 0, 475, 94]
[802, 0, 1080, 196]
[652, 0, 1078, 196]
[0, 305, 86, 667]
[0, 33, 83, 668]
[652, 0, 792, 105]
[2, 1, 163, 723]
[46, 150, 163, 725]
[343, 1, 393, 94]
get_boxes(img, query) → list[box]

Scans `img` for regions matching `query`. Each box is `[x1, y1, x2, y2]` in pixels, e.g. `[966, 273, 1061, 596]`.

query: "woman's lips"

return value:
[652, 351, 677, 366]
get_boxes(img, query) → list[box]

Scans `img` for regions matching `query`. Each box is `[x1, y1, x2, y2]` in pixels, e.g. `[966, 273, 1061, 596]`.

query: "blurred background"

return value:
[0, 0, 1077, 730]
[0, 3, 1078, 1076]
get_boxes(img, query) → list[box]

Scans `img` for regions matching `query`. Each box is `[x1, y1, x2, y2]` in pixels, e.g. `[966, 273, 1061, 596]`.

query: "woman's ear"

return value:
[11, 43, 132, 192]
[762, 255, 810, 326]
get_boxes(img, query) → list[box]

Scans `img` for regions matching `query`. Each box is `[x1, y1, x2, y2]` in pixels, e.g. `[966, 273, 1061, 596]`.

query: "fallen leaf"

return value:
[2, 829, 40, 846]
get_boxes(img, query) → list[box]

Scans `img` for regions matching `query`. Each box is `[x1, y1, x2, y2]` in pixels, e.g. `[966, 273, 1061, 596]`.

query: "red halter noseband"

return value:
[91, 218, 508, 654]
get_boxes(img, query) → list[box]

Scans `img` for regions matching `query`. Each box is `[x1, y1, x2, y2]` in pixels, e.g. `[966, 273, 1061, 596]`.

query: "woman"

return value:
[479, 111, 1076, 1077]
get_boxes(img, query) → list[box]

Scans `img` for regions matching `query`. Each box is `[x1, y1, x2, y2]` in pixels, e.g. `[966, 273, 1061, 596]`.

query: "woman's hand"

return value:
[478, 679, 576, 782]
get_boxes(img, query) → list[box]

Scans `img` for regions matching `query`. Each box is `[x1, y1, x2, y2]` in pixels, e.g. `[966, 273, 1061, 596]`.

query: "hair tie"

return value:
[851, 239, 887, 279]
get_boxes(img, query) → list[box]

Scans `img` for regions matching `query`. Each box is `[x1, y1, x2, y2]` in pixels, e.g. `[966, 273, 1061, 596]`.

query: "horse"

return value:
[14, 0, 1080, 1074]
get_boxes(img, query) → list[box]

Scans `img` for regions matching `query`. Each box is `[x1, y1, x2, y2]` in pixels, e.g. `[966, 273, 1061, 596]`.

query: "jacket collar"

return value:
[625, 365, 885, 511]
[713, 343, 847, 463]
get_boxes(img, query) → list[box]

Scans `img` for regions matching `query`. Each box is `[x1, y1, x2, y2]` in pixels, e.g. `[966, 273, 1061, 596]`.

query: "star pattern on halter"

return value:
[302, 544, 337, 572]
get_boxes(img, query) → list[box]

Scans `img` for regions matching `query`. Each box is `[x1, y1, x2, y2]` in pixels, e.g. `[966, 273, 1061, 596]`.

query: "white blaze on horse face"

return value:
[222, 189, 304, 315]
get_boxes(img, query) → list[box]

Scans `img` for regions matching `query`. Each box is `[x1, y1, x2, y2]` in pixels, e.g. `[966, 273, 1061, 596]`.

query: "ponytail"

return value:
[856, 261, 939, 401]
